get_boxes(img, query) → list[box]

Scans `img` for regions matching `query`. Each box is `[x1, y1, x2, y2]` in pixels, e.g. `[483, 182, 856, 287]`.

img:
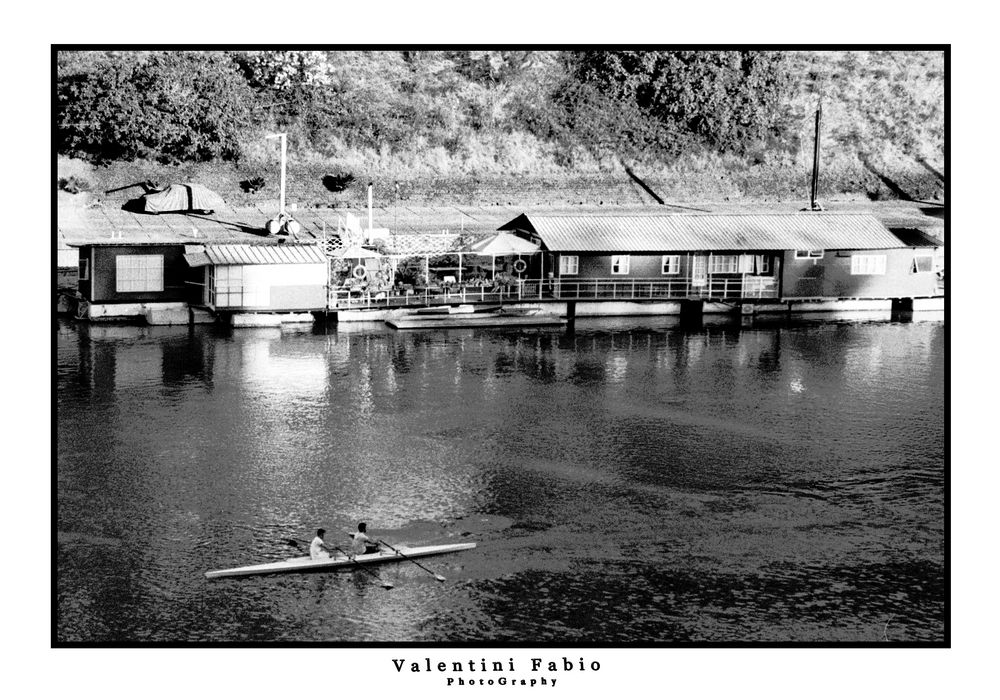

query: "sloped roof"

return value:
[183, 244, 327, 267]
[499, 213, 905, 252]
[890, 228, 945, 247]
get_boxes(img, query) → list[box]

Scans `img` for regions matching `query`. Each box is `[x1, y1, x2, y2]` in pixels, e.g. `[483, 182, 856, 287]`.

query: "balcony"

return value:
[330, 276, 779, 310]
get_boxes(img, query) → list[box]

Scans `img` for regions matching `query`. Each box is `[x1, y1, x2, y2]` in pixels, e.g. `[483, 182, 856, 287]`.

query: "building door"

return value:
[692, 255, 708, 288]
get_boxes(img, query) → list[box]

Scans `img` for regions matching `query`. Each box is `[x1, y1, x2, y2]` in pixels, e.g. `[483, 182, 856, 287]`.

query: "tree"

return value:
[565, 51, 791, 157]
[57, 51, 256, 163]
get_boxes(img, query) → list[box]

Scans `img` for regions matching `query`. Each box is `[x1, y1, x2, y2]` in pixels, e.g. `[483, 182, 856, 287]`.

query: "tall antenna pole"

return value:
[810, 103, 823, 211]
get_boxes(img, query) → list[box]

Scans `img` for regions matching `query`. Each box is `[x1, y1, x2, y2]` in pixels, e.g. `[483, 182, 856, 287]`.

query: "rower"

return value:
[348, 522, 379, 558]
[310, 528, 332, 559]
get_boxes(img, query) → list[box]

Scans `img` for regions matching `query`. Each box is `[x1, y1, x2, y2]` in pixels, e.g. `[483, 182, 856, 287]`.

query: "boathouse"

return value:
[498, 213, 942, 304]
[77, 242, 193, 306]
[59, 186, 345, 324]
[183, 243, 329, 314]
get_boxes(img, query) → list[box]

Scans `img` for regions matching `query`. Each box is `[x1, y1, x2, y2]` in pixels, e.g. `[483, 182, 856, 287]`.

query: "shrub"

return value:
[58, 175, 90, 194]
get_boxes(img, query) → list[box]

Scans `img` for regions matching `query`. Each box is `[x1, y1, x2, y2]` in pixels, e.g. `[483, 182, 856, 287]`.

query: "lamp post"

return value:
[264, 132, 300, 236]
[266, 132, 287, 217]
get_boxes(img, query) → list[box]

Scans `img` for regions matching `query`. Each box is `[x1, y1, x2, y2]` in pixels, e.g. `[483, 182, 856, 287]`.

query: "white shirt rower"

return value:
[350, 522, 375, 558]
[310, 528, 332, 559]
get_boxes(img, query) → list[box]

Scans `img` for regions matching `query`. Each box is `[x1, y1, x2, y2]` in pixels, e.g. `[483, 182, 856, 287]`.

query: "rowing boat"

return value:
[205, 542, 476, 579]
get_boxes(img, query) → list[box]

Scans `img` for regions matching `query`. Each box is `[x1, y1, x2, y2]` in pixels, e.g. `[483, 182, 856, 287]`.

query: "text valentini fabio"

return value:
[392, 656, 602, 687]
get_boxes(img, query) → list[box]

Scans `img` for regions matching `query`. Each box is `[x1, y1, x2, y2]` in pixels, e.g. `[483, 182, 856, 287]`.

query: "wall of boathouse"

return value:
[781, 248, 941, 299]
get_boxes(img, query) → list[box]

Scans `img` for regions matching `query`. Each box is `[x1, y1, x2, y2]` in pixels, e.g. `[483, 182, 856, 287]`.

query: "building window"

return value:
[709, 255, 740, 274]
[795, 250, 824, 259]
[78, 258, 89, 280]
[661, 255, 680, 275]
[559, 255, 579, 275]
[911, 253, 935, 273]
[115, 255, 163, 292]
[611, 255, 630, 275]
[214, 265, 244, 307]
[851, 254, 887, 275]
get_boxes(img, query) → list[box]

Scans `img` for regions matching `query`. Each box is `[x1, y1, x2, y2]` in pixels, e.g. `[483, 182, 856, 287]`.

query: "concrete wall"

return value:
[781, 248, 941, 299]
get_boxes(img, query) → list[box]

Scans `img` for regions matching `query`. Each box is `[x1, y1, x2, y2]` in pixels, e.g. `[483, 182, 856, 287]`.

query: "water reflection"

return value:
[57, 314, 945, 642]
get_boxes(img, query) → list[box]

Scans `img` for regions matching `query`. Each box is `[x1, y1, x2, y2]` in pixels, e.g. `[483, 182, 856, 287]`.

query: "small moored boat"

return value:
[205, 542, 476, 579]
[387, 308, 564, 330]
[413, 304, 480, 315]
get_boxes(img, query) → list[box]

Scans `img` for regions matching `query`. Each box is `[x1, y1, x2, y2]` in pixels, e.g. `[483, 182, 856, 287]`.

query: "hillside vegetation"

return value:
[56, 50, 945, 207]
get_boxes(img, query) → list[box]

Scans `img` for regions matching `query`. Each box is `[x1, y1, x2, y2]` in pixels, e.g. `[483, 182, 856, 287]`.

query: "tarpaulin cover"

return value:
[128, 183, 226, 214]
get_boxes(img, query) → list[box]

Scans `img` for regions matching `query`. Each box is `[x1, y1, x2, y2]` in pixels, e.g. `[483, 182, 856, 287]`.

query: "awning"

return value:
[466, 231, 540, 255]
[184, 244, 328, 267]
[333, 244, 383, 259]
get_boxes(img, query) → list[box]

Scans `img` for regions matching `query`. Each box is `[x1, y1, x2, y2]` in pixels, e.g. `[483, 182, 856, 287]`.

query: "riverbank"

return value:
[59, 154, 944, 211]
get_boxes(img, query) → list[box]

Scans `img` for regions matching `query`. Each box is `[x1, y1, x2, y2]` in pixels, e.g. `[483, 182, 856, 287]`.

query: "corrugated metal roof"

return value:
[199, 244, 328, 266]
[502, 214, 905, 252]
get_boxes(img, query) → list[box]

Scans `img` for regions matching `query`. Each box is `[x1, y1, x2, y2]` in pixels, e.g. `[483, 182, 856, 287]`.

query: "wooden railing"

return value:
[331, 276, 779, 309]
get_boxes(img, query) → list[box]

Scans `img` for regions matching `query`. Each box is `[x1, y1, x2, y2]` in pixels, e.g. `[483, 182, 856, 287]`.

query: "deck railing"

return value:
[330, 276, 779, 310]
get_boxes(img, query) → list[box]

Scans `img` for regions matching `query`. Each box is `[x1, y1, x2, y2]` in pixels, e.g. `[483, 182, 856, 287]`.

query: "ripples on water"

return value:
[56, 315, 945, 643]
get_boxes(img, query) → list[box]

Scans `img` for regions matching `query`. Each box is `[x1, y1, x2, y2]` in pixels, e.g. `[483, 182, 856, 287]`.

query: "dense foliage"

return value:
[56, 49, 944, 175]
[564, 51, 791, 156]
[58, 51, 256, 163]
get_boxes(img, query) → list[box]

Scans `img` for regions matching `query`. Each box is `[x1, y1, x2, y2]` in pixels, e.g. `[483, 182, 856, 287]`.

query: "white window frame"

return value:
[115, 254, 164, 292]
[661, 255, 680, 275]
[850, 254, 887, 275]
[709, 255, 740, 274]
[911, 253, 935, 273]
[559, 255, 579, 275]
[611, 255, 630, 275]
[795, 250, 824, 259]
[214, 265, 244, 307]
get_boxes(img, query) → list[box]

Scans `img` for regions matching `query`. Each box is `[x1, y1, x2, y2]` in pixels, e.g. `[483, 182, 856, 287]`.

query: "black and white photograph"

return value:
[35, 22, 969, 696]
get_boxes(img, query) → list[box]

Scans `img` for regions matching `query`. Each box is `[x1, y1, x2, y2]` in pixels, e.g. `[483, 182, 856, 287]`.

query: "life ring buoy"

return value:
[513, 259, 527, 274]
[352, 264, 368, 280]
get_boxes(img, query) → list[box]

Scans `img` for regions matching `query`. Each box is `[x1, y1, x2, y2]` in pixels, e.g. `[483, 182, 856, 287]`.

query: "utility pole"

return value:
[810, 103, 823, 211]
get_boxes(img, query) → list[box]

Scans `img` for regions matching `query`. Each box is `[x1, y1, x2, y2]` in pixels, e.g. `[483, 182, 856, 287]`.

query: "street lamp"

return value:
[264, 132, 300, 235]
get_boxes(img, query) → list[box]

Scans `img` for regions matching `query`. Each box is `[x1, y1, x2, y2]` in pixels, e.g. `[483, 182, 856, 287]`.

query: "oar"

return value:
[378, 539, 447, 582]
[286, 538, 393, 589]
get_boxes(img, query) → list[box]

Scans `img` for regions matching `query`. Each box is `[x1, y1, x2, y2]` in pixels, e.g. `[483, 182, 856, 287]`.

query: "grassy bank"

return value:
[59, 149, 943, 212]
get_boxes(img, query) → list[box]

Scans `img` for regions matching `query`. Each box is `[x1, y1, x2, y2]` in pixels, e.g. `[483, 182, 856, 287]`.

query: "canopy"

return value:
[466, 231, 540, 256]
[334, 244, 383, 259]
[125, 183, 226, 214]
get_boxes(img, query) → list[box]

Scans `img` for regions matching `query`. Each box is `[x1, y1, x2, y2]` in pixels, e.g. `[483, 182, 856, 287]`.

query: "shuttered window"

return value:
[911, 254, 934, 273]
[559, 255, 579, 275]
[850, 255, 887, 275]
[115, 255, 163, 292]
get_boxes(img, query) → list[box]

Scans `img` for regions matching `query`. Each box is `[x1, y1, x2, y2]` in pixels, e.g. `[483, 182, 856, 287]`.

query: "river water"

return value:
[55, 312, 946, 643]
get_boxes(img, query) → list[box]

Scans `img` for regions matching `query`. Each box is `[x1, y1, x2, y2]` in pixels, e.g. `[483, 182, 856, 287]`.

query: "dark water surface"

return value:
[56, 314, 946, 643]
